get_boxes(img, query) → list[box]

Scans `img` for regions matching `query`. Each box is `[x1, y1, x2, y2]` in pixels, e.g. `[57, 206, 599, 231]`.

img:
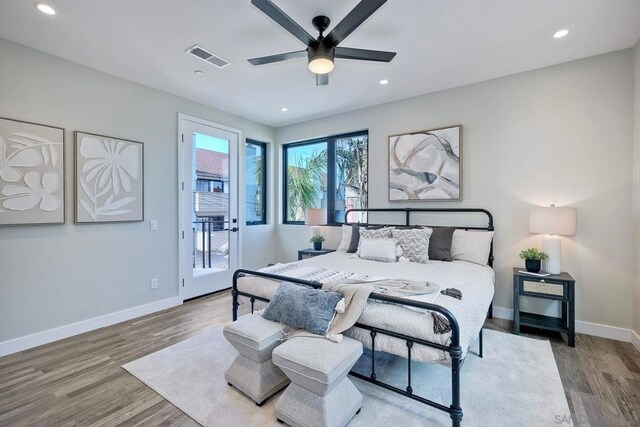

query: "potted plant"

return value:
[519, 248, 549, 273]
[310, 235, 326, 251]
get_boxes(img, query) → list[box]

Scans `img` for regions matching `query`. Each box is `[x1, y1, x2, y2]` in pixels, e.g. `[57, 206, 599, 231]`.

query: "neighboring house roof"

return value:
[196, 149, 228, 180]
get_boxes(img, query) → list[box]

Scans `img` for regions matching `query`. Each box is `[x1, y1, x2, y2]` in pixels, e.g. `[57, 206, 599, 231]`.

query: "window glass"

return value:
[334, 134, 368, 224]
[246, 140, 267, 225]
[284, 141, 328, 222]
[283, 131, 367, 224]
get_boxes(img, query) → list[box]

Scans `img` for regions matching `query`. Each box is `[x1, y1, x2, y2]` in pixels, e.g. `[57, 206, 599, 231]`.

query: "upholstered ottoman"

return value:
[272, 336, 363, 427]
[223, 313, 290, 405]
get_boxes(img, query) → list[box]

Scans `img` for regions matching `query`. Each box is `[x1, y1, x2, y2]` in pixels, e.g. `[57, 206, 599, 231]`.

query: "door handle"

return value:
[231, 227, 238, 233]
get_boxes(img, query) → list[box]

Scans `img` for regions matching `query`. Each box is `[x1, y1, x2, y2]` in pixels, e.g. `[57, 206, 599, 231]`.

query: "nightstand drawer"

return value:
[522, 280, 564, 297]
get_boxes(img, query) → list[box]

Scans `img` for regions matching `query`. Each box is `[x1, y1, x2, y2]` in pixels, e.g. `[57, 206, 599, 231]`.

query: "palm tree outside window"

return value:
[283, 131, 368, 225]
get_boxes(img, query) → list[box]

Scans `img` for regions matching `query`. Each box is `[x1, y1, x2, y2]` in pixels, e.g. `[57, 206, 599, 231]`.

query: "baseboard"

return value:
[632, 330, 640, 353]
[0, 296, 183, 358]
[574, 320, 632, 342]
[492, 306, 515, 321]
[492, 306, 637, 344]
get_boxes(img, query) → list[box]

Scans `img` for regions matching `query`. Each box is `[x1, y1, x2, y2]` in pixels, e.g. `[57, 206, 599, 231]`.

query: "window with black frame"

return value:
[245, 140, 267, 225]
[283, 131, 368, 225]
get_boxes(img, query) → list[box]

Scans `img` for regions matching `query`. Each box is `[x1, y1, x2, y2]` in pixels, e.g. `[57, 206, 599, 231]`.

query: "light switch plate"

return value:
[150, 220, 158, 231]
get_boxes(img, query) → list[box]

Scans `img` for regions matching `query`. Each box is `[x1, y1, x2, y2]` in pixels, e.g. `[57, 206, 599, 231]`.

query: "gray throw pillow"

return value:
[347, 224, 360, 253]
[428, 227, 455, 261]
[262, 283, 342, 335]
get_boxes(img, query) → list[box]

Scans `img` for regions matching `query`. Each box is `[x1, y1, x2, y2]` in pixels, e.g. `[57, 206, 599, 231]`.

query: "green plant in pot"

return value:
[519, 248, 549, 273]
[310, 235, 326, 251]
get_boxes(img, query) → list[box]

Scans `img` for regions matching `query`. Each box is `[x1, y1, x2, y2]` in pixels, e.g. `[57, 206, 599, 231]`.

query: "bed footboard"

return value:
[232, 268, 466, 427]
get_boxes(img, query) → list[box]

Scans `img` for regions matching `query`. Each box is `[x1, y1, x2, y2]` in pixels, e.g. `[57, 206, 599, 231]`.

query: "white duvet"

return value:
[237, 252, 495, 364]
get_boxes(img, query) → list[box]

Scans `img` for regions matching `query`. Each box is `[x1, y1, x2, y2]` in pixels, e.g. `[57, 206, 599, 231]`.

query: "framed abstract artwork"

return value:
[389, 125, 462, 201]
[75, 131, 144, 223]
[0, 117, 65, 225]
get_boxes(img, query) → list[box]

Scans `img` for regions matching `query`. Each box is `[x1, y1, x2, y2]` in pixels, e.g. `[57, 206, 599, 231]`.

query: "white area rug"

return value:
[123, 327, 572, 426]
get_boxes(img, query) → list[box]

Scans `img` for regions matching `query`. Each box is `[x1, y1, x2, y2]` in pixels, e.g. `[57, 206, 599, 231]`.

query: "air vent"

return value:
[186, 45, 231, 69]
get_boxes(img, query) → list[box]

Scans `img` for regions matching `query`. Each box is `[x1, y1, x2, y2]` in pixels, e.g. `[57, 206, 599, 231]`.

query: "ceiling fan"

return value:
[248, 0, 396, 86]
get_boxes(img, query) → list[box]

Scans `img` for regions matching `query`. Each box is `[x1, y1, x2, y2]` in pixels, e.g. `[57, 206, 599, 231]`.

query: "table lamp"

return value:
[529, 205, 577, 274]
[305, 208, 327, 248]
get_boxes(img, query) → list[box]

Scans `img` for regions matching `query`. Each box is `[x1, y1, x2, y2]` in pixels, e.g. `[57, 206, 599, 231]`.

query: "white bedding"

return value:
[237, 252, 495, 364]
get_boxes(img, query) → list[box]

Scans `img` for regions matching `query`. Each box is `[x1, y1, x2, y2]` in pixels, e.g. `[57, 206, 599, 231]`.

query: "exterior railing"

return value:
[192, 218, 228, 269]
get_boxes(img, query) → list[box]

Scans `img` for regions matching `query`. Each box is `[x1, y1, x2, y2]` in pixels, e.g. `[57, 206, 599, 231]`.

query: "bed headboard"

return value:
[344, 207, 495, 267]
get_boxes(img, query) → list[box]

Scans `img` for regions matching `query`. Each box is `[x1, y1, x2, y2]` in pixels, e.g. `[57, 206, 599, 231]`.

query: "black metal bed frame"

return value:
[231, 208, 495, 427]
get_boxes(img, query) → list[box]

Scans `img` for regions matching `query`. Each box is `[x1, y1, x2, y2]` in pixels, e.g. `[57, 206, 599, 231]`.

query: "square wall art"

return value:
[0, 117, 65, 225]
[389, 125, 462, 201]
[75, 131, 144, 223]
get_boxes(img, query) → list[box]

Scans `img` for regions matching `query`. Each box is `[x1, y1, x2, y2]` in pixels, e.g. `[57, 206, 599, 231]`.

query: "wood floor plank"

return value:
[0, 291, 638, 426]
[122, 399, 199, 427]
[552, 339, 593, 395]
[567, 389, 590, 427]
[602, 373, 640, 423]
[614, 340, 640, 375]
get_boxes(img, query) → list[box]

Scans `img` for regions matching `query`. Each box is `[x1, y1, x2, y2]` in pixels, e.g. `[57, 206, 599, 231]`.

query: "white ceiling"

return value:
[1, 0, 639, 127]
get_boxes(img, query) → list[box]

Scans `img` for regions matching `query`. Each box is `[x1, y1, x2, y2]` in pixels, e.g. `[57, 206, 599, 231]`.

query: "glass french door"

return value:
[179, 115, 239, 300]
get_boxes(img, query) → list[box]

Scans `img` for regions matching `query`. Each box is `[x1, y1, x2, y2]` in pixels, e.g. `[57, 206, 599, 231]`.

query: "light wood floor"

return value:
[1, 291, 639, 426]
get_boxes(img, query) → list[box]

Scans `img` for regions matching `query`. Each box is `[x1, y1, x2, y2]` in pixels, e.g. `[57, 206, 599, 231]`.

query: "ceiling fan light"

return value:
[308, 57, 334, 74]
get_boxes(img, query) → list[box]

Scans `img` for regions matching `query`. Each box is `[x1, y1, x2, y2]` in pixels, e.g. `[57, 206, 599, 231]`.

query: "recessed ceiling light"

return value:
[194, 70, 203, 76]
[553, 29, 569, 39]
[280, 107, 288, 112]
[34, 3, 56, 15]
[379, 79, 389, 85]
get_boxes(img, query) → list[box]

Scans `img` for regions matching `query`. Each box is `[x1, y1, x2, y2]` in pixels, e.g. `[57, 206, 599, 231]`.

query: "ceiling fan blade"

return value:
[325, 0, 387, 46]
[248, 50, 307, 66]
[251, 0, 315, 46]
[334, 47, 396, 62]
[316, 73, 329, 86]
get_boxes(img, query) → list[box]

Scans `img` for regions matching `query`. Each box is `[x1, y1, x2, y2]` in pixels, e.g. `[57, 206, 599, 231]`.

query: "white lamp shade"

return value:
[305, 208, 326, 226]
[529, 206, 577, 236]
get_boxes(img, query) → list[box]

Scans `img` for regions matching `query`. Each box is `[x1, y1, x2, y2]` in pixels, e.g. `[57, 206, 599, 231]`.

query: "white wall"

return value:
[0, 38, 277, 343]
[276, 50, 635, 330]
[633, 39, 640, 336]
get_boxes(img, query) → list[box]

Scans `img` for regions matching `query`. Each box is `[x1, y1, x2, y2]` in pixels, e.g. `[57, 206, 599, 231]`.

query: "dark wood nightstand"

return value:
[298, 248, 335, 261]
[513, 268, 576, 347]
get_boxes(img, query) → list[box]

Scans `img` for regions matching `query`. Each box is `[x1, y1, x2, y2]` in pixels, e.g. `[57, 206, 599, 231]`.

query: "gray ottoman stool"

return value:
[223, 313, 290, 405]
[273, 336, 363, 427]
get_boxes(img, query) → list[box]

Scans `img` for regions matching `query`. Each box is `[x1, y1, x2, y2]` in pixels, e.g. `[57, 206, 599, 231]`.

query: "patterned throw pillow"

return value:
[392, 228, 432, 263]
[357, 227, 393, 255]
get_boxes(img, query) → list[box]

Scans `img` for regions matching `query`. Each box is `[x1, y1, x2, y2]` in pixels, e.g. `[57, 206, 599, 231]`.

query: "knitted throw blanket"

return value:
[322, 279, 445, 340]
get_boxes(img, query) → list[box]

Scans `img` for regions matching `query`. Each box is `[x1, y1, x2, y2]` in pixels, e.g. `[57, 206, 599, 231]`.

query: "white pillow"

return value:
[356, 227, 393, 254]
[336, 225, 352, 252]
[358, 238, 398, 263]
[451, 230, 494, 265]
